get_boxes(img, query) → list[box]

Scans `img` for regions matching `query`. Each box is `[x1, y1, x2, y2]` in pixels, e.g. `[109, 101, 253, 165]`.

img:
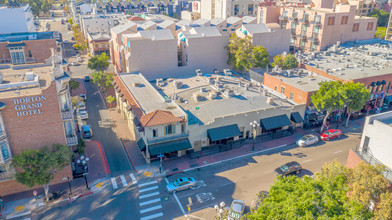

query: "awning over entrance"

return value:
[6, 43, 26, 48]
[137, 138, 146, 151]
[260, 114, 291, 131]
[290, 112, 304, 123]
[385, 95, 392, 104]
[148, 138, 192, 156]
[207, 124, 242, 142]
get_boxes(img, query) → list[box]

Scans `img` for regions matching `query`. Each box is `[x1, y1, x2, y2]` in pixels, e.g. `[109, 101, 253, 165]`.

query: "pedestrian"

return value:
[33, 190, 38, 200]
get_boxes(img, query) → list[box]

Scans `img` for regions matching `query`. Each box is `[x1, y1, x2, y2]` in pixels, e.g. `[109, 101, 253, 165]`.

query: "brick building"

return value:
[0, 49, 76, 197]
[0, 32, 57, 65]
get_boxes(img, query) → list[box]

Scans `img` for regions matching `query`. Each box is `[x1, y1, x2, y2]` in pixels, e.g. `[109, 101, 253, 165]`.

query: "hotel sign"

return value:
[13, 95, 47, 116]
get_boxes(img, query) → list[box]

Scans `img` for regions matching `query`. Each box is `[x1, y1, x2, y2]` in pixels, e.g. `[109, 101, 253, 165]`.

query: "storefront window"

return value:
[1, 141, 10, 160]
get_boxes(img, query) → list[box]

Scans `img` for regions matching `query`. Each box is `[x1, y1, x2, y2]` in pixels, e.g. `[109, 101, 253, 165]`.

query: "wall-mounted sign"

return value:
[13, 95, 47, 116]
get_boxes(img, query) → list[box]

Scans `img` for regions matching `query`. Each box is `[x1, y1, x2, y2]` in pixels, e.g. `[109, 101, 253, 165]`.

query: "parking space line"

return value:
[140, 205, 162, 214]
[130, 173, 137, 184]
[302, 159, 312, 163]
[139, 192, 160, 199]
[333, 150, 343, 154]
[111, 178, 118, 189]
[120, 175, 127, 187]
[138, 181, 157, 188]
[140, 212, 163, 220]
[139, 186, 158, 193]
[140, 198, 161, 206]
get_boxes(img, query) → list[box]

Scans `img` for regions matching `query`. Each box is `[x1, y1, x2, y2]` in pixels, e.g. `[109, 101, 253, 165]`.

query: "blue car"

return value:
[167, 177, 196, 193]
[82, 125, 92, 139]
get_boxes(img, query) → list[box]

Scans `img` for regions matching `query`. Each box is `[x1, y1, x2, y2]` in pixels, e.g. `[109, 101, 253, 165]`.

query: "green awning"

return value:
[207, 124, 242, 142]
[385, 95, 392, 103]
[260, 115, 291, 131]
[137, 138, 146, 151]
[149, 138, 192, 156]
[290, 112, 304, 123]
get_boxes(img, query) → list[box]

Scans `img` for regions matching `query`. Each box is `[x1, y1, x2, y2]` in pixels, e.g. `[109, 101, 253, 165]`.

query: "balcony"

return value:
[66, 134, 78, 146]
[308, 37, 319, 42]
[279, 16, 288, 20]
[299, 18, 309, 25]
[0, 132, 7, 141]
[311, 20, 321, 26]
[61, 109, 74, 120]
[147, 131, 189, 145]
[288, 17, 298, 22]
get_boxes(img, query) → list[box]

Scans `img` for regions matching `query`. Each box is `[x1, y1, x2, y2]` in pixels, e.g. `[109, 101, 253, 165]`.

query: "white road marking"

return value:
[139, 192, 160, 199]
[140, 212, 163, 220]
[140, 205, 162, 214]
[138, 180, 158, 188]
[130, 173, 137, 184]
[139, 186, 158, 193]
[302, 159, 312, 163]
[140, 198, 161, 206]
[165, 177, 186, 216]
[120, 175, 127, 187]
[333, 150, 343, 154]
[111, 178, 118, 189]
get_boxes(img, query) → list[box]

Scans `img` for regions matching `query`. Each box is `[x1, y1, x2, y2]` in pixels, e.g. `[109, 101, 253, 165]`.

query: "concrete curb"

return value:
[120, 138, 139, 173]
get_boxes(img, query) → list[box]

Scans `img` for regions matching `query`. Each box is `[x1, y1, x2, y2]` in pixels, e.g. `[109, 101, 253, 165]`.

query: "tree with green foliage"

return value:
[92, 71, 114, 91]
[271, 54, 284, 69]
[106, 95, 115, 108]
[373, 191, 392, 219]
[88, 53, 110, 71]
[76, 138, 86, 155]
[12, 144, 73, 201]
[226, 34, 269, 73]
[342, 82, 370, 127]
[375, 27, 387, 39]
[271, 53, 298, 70]
[369, 9, 389, 27]
[68, 80, 80, 92]
[311, 81, 345, 132]
[68, 17, 74, 26]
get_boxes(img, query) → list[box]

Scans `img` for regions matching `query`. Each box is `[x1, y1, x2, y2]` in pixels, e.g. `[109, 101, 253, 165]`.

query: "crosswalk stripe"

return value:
[139, 186, 158, 193]
[120, 175, 128, 187]
[139, 192, 160, 199]
[140, 205, 162, 214]
[130, 173, 137, 184]
[138, 180, 157, 188]
[111, 178, 118, 189]
[139, 198, 161, 206]
[140, 212, 163, 220]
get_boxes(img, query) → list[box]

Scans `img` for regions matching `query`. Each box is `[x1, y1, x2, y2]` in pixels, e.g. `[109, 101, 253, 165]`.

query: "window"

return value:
[165, 124, 175, 135]
[181, 123, 185, 134]
[328, 17, 335, 25]
[387, 82, 391, 91]
[353, 23, 359, 32]
[290, 92, 294, 100]
[0, 141, 10, 160]
[152, 129, 158, 137]
[281, 86, 285, 94]
[27, 50, 32, 57]
[367, 22, 373, 30]
[341, 16, 348, 25]
[274, 85, 278, 90]
[363, 136, 370, 153]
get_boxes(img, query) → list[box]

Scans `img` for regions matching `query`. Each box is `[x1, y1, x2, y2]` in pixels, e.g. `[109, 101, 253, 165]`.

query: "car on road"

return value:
[70, 62, 80, 66]
[296, 134, 319, 147]
[75, 50, 79, 54]
[84, 76, 90, 82]
[79, 110, 88, 120]
[320, 129, 342, 141]
[82, 125, 92, 139]
[77, 101, 86, 110]
[167, 177, 196, 193]
[275, 161, 302, 176]
[64, 40, 69, 43]
[228, 199, 245, 220]
[77, 57, 83, 63]
[79, 94, 87, 101]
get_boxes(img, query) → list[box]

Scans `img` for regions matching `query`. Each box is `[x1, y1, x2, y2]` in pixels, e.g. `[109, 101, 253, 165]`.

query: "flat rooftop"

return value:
[269, 69, 333, 92]
[0, 65, 53, 99]
[301, 39, 392, 81]
[118, 73, 184, 117]
[378, 117, 392, 127]
[154, 73, 296, 125]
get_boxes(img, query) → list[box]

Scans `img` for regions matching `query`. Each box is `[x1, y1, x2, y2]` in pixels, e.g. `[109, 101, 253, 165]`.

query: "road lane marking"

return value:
[165, 177, 186, 216]
[138, 180, 157, 187]
[140, 198, 161, 206]
[120, 175, 128, 187]
[140, 212, 163, 220]
[302, 159, 312, 163]
[333, 150, 343, 154]
[139, 186, 158, 193]
[111, 178, 118, 189]
[144, 172, 152, 177]
[130, 173, 137, 184]
[139, 192, 160, 199]
[140, 205, 162, 214]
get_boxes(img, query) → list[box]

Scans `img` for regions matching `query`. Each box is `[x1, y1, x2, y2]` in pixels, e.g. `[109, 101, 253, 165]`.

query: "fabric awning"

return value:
[148, 138, 192, 156]
[137, 138, 146, 151]
[120, 97, 127, 102]
[207, 124, 242, 142]
[115, 87, 121, 93]
[290, 112, 304, 123]
[6, 43, 26, 48]
[260, 115, 291, 131]
[111, 80, 117, 86]
[126, 106, 132, 111]
[385, 95, 392, 103]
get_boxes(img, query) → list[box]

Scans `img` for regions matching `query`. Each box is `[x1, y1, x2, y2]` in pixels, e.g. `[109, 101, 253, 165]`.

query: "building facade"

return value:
[200, 0, 259, 20]
[386, 11, 392, 41]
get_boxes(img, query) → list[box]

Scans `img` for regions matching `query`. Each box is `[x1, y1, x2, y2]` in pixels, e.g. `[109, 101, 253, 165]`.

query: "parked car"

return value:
[77, 57, 83, 63]
[275, 161, 302, 176]
[79, 94, 87, 101]
[320, 129, 342, 141]
[70, 62, 80, 66]
[77, 101, 86, 110]
[64, 40, 69, 44]
[84, 76, 90, 82]
[167, 177, 196, 193]
[227, 199, 245, 220]
[296, 134, 319, 147]
[82, 125, 92, 138]
[79, 110, 88, 120]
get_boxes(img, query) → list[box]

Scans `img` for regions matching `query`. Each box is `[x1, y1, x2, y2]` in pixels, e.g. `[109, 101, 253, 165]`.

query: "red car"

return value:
[320, 129, 342, 141]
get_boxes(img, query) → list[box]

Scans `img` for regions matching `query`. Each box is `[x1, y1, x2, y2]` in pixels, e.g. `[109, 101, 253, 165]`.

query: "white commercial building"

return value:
[0, 4, 36, 34]
[200, 0, 259, 20]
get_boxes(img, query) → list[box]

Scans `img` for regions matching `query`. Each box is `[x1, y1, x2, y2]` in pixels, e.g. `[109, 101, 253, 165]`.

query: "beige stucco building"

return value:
[200, 0, 259, 20]
[386, 11, 392, 40]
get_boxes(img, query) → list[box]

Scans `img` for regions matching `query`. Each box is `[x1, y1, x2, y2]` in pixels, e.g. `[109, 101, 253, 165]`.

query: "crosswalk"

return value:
[109, 174, 164, 220]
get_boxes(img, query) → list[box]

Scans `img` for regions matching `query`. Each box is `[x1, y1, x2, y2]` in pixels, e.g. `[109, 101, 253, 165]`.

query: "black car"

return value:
[84, 76, 90, 82]
[275, 161, 302, 176]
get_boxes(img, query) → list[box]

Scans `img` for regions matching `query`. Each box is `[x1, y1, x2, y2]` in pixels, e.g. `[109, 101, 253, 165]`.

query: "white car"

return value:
[70, 62, 80, 66]
[77, 102, 86, 110]
[77, 57, 83, 63]
[228, 199, 245, 220]
[79, 110, 88, 120]
[296, 134, 319, 147]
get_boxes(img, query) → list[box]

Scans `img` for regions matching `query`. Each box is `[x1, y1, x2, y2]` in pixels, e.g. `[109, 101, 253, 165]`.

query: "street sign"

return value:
[157, 154, 164, 158]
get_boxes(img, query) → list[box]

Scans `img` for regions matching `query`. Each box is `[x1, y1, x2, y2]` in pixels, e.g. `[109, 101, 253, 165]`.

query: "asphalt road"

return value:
[33, 129, 361, 220]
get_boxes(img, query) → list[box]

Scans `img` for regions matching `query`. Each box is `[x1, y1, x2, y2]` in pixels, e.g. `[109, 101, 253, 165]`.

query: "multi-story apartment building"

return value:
[0, 4, 36, 34]
[200, 0, 259, 20]
[347, 0, 378, 16]
[0, 48, 76, 197]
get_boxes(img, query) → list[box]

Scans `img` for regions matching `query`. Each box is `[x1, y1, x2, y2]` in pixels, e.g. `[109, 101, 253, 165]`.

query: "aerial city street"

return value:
[0, 0, 392, 219]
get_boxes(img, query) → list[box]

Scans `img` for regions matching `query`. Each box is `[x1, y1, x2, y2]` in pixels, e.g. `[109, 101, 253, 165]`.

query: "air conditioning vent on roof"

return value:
[133, 82, 142, 87]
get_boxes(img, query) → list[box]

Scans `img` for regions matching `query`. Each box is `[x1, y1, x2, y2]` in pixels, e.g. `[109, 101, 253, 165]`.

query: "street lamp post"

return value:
[250, 121, 260, 151]
[77, 155, 90, 190]
[62, 177, 72, 196]
[214, 202, 226, 220]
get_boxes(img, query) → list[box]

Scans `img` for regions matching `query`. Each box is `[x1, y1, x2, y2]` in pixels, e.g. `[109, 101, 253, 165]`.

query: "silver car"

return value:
[296, 134, 319, 147]
[167, 177, 196, 193]
[228, 199, 245, 220]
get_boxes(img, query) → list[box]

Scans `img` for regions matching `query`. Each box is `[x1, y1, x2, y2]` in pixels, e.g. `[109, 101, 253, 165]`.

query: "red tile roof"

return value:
[140, 110, 184, 127]
[128, 16, 145, 21]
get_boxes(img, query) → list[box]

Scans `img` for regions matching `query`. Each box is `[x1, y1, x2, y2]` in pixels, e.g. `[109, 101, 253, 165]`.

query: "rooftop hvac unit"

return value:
[223, 69, 232, 76]
[193, 93, 202, 102]
[133, 82, 141, 87]
[195, 69, 202, 76]
[267, 97, 274, 104]
[223, 89, 234, 98]
[173, 80, 183, 89]
[25, 72, 35, 81]
[208, 91, 217, 99]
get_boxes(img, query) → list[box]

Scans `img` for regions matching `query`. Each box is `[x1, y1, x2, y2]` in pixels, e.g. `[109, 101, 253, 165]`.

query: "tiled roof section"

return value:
[129, 16, 145, 21]
[140, 110, 184, 127]
[113, 74, 144, 120]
